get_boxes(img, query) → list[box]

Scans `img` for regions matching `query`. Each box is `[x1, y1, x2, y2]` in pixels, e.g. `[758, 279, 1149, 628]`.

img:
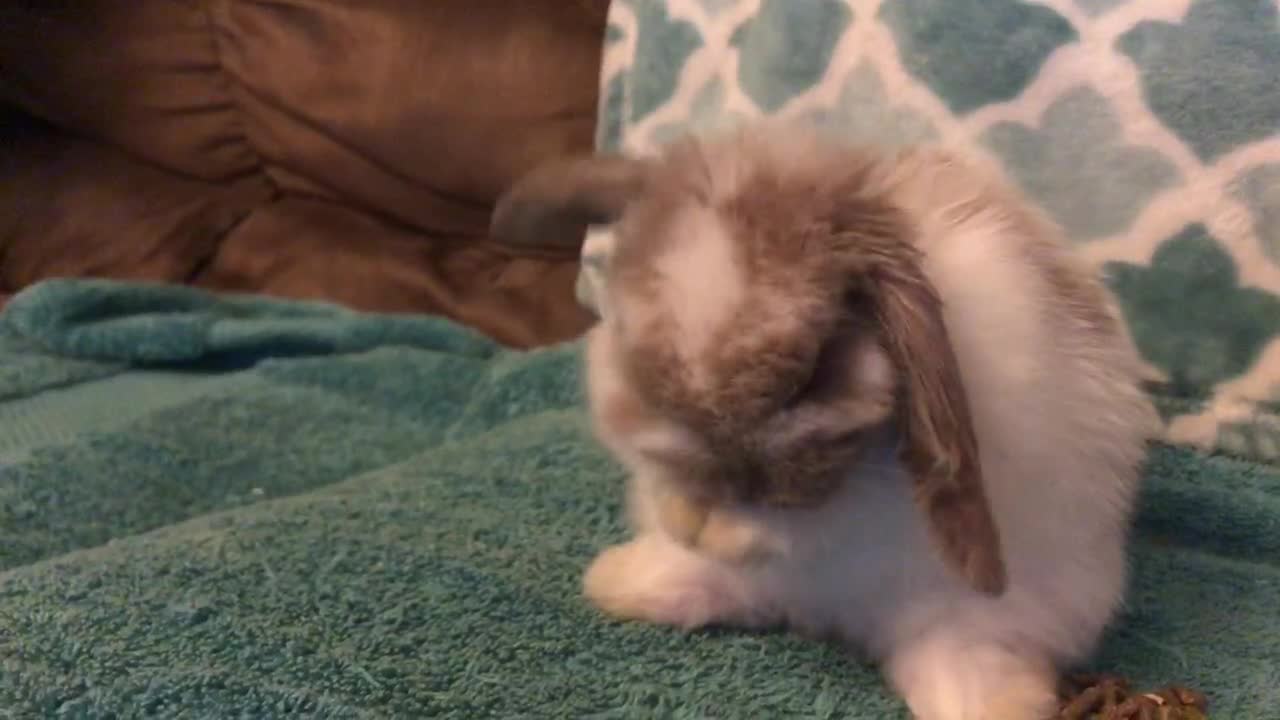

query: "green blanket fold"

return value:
[1, 279, 1277, 718]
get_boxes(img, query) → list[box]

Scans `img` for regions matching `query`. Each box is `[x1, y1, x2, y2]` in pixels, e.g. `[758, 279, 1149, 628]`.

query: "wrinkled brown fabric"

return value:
[0, 0, 257, 181]
[212, 0, 607, 237]
[195, 196, 594, 348]
[0, 0, 607, 347]
[0, 115, 272, 290]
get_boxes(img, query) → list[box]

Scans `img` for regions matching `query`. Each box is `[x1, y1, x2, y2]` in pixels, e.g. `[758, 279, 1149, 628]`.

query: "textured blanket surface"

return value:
[581, 0, 1280, 466]
[0, 278, 1277, 718]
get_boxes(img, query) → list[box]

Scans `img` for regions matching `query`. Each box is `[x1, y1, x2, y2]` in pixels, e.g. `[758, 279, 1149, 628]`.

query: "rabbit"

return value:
[491, 123, 1160, 720]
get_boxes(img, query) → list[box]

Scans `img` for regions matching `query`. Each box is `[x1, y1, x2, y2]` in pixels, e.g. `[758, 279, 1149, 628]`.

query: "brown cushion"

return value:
[0, 1, 607, 347]
[0, 117, 591, 348]
[0, 0, 259, 181]
[211, 0, 605, 238]
[0, 116, 272, 290]
[1, 0, 605, 239]
[193, 197, 593, 348]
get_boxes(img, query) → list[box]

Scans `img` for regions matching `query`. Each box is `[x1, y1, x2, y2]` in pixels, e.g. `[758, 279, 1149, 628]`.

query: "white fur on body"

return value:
[581, 136, 1159, 720]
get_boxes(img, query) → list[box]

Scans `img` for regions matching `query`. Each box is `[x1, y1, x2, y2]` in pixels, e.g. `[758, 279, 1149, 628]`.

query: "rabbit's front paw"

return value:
[655, 493, 777, 566]
[656, 491, 710, 547]
[583, 534, 753, 630]
[694, 509, 777, 566]
[889, 630, 1058, 720]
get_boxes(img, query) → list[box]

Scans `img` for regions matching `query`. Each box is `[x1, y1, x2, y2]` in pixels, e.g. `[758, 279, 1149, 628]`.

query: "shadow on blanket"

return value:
[0, 279, 1275, 718]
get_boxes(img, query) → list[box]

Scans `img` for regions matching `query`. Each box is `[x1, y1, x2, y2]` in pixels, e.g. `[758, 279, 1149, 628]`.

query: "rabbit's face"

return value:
[588, 296, 899, 508]
[585, 134, 912, 511]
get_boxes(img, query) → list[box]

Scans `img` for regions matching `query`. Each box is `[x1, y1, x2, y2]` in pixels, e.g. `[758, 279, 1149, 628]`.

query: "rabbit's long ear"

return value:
[849, 221, 1008, 597]
[490, 154, 651, 252]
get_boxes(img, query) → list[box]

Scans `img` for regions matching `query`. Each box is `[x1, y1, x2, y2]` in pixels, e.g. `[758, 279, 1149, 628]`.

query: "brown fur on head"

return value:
[492, 127, 1007, 596]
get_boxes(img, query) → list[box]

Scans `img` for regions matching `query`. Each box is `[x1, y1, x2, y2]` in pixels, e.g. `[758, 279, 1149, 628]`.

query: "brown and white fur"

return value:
[492, 124, 1159, 720]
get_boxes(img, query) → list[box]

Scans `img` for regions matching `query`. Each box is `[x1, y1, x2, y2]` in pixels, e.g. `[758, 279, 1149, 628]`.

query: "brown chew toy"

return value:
[1055, 674, 1209, 719]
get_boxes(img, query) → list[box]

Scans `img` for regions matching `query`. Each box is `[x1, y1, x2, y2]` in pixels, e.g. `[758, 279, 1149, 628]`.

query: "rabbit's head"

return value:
[493, 128, 1007, 596]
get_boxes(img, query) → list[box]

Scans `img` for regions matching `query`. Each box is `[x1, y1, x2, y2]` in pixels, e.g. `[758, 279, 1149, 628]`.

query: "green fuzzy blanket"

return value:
[0, 279, 1276, 718]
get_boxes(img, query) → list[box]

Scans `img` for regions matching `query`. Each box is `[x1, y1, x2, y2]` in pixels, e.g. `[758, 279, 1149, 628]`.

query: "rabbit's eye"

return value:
[785, 323, 867, 411]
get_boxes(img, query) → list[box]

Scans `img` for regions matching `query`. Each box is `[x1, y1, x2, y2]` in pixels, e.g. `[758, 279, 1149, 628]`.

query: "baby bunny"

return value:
[492, 124, 1159, 720]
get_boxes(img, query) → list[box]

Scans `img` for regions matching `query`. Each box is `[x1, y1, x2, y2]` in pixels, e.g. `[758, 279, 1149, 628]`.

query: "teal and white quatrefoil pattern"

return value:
[580, 0, 1280, 464]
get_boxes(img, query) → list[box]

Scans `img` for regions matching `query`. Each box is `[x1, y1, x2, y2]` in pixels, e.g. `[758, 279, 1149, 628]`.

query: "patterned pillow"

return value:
[580, 0, 1280, 464]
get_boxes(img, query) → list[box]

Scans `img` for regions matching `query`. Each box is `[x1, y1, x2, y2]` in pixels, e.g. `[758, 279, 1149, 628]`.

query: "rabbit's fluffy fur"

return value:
[495, 124, 1159, 720]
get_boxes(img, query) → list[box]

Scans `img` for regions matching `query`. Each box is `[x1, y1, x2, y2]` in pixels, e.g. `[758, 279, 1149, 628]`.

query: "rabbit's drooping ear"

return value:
[491, 154, 651, 252]
[855, 236, 1008, 597]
